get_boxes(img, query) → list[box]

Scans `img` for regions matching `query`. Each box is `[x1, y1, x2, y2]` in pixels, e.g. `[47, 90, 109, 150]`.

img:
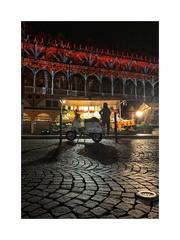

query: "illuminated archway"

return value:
[36, 70, 52, 88]
[54, 71, 68, 90]
[145, 81, 153, 96]
[125, 79, 135, 95]
[23, 113, 31, 121]
[35, 113, 51, 121]
[102, 76, 111, 93]
[154, 82, 159, 97]
[71, 74, 85, 91]
[87, 75, 100, 92]
[137, 80, 144, 96]
[114, 78, 123, 94]
[22, 67, 33, 86]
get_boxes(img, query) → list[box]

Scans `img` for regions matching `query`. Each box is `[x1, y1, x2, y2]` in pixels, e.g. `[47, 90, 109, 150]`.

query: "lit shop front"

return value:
[61, 99, 117, 121]
[60, 99, 135, 130]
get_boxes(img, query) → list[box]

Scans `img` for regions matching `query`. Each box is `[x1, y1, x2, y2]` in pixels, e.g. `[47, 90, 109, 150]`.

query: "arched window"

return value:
[137, 80, 144, 96]
[101, 76, 111, 93]
[36, 70, 52, 88]
[23, 113, 31, 121]
[114, 78, 123, 94]
[125, 79, 135, 95]
[54, 71, 68, 90]
[35, 113, 51, 121]
[87, 75, 100, 93]
[22, 67, 33, 86]
[71, 74, 85, 91]
[145, 81, 153, 96]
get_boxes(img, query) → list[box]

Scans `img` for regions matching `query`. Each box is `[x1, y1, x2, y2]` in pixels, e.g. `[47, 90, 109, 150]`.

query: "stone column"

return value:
[123, 79, 126, 95]
[143, 80, 146, 101]
[44, 71, 48, 89]
[84, 74, 87, 97]
[111, 76, 114, 96]
[152, 85, 155, 97]
[30, 114, 35, 135]
[99, 77, 102, 95]
[51, 72, 54, 95]
[33, 71, 37, 94]
[152, 79, 155, 97]
[134, 79, 137, 99]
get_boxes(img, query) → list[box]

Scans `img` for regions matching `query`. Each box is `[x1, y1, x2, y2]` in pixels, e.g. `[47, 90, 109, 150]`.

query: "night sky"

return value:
[23, 21, 159, 57]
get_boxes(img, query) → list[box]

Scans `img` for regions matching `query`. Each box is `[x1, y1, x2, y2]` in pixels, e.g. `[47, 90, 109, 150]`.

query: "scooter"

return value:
[65, 117, 103, 143]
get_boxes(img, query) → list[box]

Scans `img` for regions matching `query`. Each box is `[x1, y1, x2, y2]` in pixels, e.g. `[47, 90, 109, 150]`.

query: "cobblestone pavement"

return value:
[22, 139, 159, 219]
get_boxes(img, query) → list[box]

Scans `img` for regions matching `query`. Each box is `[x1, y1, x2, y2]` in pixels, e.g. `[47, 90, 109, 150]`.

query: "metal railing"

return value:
[24, 86, 34, 93]
[53, 89, 69, 95]
[24, 86, 158, 101]
[35, 87, 52, 95]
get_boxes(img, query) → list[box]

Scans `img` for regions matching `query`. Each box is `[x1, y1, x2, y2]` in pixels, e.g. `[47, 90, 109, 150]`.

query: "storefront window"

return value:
[89, 106, 94, 111]
[35, 113, 51, 121]
[58, 100, 125, 129]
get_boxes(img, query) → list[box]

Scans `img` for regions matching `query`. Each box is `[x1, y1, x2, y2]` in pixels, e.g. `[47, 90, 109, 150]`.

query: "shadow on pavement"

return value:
[22, 141, 76, 167]
[79, 143, 119, 165]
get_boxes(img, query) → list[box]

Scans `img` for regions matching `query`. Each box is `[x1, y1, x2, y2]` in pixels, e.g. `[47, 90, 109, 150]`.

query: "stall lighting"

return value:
[89, 106, 95, 111]
[84, 106, 88, 111]
[94, 111, 100, 118]
[136, 111, 143, 117]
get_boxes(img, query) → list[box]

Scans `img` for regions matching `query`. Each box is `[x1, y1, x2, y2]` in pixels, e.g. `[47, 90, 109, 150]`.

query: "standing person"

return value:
[72, 110, 81, 128]
[99, 103, 111, 134]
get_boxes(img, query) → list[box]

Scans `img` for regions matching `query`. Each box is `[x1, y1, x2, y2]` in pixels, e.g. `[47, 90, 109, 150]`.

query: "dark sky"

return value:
[23, 21, 159, 57]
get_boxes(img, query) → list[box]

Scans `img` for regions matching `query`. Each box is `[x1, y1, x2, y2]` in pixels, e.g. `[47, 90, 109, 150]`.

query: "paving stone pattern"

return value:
[22, 139, 159, 219]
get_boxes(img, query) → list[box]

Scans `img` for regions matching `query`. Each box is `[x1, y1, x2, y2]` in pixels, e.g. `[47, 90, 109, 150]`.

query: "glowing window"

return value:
[89, 106, 94, 111]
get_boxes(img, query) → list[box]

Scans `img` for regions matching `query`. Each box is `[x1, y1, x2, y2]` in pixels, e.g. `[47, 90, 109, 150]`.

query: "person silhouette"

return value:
[99, 103, 111, 134]
[72, 110, 81, 128]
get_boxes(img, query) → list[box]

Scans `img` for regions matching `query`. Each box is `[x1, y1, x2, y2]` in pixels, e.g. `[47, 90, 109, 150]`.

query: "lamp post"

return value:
[68, 61, 72, 95]
[114, 111, 118, 143]
[135, 110, 144, 124]
[114, 100, 127, 143]
[135, 111, 143, 118]
[59, 99, 66, 145]
[119, 100, 127, 119]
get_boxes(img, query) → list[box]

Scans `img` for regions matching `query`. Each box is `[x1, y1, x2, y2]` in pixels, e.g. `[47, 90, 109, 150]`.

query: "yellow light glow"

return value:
[83, 106, 88, 111]
[94, 111, 100, 118]
[89, 106, 95, 111]
[136, 111, 143, 117]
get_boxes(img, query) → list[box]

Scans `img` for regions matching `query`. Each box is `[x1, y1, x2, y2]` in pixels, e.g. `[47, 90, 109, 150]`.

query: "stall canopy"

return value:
[137, 102, 159, 125]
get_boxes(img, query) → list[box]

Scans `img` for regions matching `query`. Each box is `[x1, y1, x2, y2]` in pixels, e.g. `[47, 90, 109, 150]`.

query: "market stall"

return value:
[57, 99, 136, 132]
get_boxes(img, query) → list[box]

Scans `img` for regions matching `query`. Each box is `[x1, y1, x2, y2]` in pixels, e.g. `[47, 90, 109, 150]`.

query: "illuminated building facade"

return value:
[22, 36, 159, 134]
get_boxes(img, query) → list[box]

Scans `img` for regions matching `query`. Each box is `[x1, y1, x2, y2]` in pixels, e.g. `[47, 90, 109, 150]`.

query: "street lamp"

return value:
[68, 61, 72, 95]
[119, 100, 127, 119]
[114, 100, 127, 143]
[59, 99, 66, 145]
[135, 110, 143, 118]
[135, 110, 144, 125]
